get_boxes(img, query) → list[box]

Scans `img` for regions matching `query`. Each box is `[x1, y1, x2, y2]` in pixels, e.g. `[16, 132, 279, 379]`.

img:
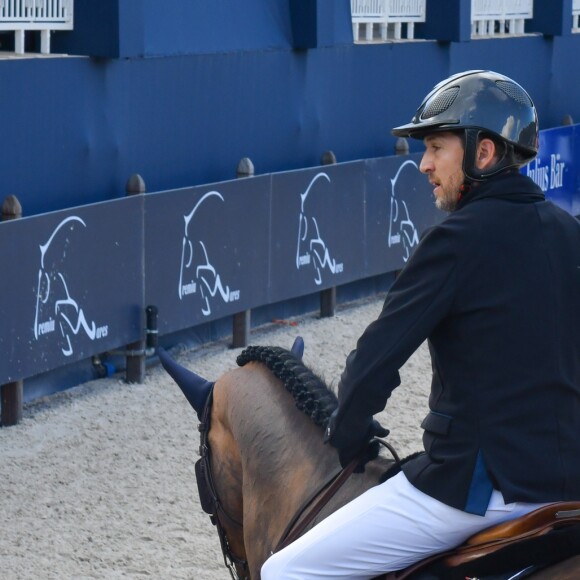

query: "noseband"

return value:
[195, 387, 250, 580]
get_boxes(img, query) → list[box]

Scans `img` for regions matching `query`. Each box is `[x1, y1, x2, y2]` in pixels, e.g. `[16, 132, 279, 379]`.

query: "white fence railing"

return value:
[0, 0, 73, 54]
[471, 0, 533, 37]
[351, 0, 426, 42]
[573, 0, 580, 32]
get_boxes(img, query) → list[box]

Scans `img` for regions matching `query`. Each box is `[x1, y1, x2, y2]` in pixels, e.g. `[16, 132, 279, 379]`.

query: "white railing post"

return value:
[14, 29, 24, 54]
[40, 29, 50, 54]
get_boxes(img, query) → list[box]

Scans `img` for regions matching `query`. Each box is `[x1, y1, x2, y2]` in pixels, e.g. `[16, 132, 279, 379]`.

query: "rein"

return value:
[274, 457, 359, 552]
[275, 439, 402, 553]
[195, 388, 250, 580]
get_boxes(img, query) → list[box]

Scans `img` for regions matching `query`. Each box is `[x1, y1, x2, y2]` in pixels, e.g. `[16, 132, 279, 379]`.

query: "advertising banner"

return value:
[12, 136, 571, 388]
[365, 153, 443, 277]
[523, 124, 580, 217]
[269, 163, 366, 301]
[145, 177, 272, 334]
[0, 197, 144, 383]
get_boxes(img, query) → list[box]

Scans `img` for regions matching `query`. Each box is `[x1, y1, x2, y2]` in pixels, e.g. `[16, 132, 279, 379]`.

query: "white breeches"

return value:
[261, 471, 548, 580]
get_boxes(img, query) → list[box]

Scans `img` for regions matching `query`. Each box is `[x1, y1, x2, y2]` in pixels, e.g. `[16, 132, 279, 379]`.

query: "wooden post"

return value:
[395, 137, 409, 156]
[1, 195, 23, 426]
[125, 175, 147, 383]
[319, 151, 337, 318]
[320, 150, 337, 165]
[232, 159, 254, 348]
[2, 194, 22, 220]
[236, 157, 254, 179]
[1, 381, 23, 427]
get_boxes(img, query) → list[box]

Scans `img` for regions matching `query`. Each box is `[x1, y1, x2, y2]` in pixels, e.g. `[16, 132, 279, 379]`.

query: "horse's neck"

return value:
[219, 366, 338, 563]
[221, 364, 388, 572]
[234, 378, 338, 507]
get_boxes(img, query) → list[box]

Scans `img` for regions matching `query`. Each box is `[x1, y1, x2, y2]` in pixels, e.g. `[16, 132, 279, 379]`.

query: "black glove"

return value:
[325, 411, 389, 472]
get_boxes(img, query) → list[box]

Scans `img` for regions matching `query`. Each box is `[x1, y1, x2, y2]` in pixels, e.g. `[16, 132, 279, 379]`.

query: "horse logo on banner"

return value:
[178, 191, 240, 316]
[296, 172, 343, 285]
[388, 160, 420, 262]
[34, 216, 108, 357]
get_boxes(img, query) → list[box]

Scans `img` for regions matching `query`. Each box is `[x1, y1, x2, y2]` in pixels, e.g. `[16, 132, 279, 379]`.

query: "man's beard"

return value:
[434, 170, 464, 212]
[435, 190, 460, 212]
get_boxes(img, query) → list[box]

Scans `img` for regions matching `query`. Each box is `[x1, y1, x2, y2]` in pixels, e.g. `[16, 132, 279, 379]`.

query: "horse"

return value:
[158, 340, 580, 580]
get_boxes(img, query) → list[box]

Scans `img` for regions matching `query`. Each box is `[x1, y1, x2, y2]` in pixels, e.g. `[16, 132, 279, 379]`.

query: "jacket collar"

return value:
[456, 171, 545, 211]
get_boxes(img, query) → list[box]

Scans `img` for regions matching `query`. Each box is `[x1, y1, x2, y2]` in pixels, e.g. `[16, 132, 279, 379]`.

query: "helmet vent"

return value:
[421, 86, 460, 119]
[495, 80, 531, 106]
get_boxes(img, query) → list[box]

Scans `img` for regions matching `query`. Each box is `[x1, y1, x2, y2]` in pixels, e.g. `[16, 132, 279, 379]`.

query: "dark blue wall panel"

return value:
[145, 177, 272, 334]
[0, 197, 143, 383]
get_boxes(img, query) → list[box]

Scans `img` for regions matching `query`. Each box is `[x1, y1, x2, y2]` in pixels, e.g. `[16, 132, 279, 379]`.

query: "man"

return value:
[261, 70, 580, 578]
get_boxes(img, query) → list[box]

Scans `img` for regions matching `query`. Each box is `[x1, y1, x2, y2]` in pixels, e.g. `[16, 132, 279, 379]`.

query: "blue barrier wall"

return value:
[3, 118, 580, 403]
[1, 151, 439, 401]
[1, 1, 579, 216]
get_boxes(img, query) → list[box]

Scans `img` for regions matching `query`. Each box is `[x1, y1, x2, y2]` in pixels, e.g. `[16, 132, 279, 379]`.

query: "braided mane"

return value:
[236, 345, 338, 428]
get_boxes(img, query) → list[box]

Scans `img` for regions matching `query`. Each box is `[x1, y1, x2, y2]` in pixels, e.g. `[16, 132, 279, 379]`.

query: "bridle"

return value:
[195, 387, 401, 579]
[195, 387, 250, 580]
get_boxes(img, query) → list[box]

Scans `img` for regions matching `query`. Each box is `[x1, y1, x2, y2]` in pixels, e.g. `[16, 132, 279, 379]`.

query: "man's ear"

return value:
[475, 138, 498, 170]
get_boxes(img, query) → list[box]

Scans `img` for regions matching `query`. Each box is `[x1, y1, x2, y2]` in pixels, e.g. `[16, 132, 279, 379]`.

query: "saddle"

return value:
[383, 501, 580, 579]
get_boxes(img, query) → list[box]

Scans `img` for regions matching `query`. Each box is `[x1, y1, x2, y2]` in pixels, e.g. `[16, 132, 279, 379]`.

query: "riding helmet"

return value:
[392, 70, 539, 181]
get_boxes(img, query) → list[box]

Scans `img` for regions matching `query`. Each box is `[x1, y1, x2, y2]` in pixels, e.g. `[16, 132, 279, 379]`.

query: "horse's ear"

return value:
[291, 336, 304, 360]
[157, 347, 213, 420]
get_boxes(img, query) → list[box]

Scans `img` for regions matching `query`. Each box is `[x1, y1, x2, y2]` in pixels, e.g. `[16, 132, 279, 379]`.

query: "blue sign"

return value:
[523, 124, 580, 217]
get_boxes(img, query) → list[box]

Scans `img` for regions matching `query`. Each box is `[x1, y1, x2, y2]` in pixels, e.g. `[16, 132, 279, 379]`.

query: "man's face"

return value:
[419, 132, 465, 212]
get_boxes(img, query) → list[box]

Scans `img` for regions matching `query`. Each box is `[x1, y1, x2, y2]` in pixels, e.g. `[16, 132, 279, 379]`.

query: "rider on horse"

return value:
[261, 70, 580, 579]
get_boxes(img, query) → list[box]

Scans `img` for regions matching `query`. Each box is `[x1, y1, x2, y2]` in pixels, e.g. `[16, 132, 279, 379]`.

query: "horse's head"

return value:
[158, 346, 248, 576]
[158, 337, 306, 578]
[159, 337, 387, 578]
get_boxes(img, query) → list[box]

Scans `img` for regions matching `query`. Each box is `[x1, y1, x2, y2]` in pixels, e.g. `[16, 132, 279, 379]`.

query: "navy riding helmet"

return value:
[392, 70, 539, 182]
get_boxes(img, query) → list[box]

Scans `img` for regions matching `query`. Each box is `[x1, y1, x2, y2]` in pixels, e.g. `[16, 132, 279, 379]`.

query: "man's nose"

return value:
[419, 152, 433, 174]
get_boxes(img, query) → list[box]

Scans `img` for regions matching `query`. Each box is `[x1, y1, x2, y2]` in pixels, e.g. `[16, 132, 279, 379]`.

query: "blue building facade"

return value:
[1, 0, 579, 216]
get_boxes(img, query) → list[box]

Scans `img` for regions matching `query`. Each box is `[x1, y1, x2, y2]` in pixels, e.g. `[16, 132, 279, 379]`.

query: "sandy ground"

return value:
[0, 294, 432, 579]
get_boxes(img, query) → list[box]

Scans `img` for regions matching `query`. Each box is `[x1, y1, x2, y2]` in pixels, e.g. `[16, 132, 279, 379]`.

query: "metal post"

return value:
[320, 151, 337, 318]
[126, 175, 147, 382]
[232, 159, 254, 348]
[1, 195, 23, 426]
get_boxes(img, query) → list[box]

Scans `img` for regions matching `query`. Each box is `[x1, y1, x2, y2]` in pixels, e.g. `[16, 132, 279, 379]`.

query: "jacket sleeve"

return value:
[328, 224, 458, 450]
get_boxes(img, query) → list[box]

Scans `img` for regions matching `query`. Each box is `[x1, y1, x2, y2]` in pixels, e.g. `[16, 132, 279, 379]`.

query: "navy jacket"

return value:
[331, 171, 580, 515]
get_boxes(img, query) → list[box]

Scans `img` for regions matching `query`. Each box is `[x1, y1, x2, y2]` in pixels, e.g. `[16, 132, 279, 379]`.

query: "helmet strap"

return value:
[462, 129, 520, 182]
